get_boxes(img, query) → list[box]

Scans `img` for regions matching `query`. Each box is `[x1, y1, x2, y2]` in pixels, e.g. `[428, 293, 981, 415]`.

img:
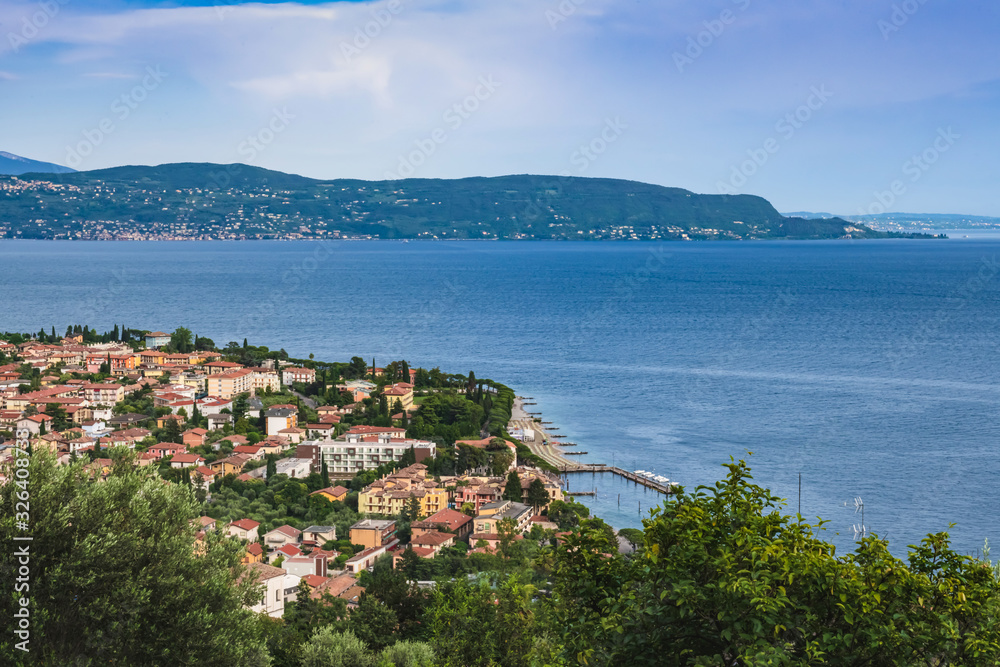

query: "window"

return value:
[275, 590, 280, 601]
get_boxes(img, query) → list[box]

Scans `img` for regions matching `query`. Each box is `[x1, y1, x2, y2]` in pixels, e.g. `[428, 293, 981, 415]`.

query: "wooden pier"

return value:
[563, 451, 588, 455]
[559, 465, 674, 494]
[565, 491, 595, 497]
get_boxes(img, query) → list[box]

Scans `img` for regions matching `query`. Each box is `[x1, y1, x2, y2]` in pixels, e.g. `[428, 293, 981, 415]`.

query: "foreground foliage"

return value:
[549, 459, 1000, 666]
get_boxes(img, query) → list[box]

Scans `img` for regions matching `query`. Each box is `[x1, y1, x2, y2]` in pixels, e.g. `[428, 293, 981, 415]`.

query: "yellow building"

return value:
[381, 383, 414, 411]
[357, 464, 447, 519]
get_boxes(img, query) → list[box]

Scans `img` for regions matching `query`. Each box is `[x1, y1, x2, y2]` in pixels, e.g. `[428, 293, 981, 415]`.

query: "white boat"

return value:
[634, 470, 646, 475]
[655, 476, 669, 484]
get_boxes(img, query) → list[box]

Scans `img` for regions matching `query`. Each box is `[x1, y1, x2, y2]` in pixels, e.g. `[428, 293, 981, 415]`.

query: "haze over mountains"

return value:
[0, 161, 942, 241]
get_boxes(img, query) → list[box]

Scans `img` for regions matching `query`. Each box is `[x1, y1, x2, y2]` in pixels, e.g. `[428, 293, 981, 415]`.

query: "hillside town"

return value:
[0, 326, 579, 623]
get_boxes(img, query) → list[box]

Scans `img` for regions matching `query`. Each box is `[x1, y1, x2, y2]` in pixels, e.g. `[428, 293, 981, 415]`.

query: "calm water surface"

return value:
[1, 236, 998, 556]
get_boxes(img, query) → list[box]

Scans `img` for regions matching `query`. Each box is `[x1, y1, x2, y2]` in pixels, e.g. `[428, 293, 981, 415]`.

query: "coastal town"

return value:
[0, 326, 605, 624]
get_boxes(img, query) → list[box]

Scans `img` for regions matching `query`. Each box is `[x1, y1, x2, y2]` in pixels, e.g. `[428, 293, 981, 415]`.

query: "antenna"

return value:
[852, 497, 867, 539]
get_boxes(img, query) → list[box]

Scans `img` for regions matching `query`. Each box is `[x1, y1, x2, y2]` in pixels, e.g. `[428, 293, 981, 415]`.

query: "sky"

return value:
[1, 0, 998, 215]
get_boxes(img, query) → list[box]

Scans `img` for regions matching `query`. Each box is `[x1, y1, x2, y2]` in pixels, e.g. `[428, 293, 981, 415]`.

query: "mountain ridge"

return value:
[0, 162, 940, 241]
[0, 151, 76, 176]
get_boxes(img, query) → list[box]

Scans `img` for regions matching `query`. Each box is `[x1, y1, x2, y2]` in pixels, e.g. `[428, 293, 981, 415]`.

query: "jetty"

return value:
[563, 451, 587, 455]
[565, 491, 595, 497]
[560, 465, 674, 494]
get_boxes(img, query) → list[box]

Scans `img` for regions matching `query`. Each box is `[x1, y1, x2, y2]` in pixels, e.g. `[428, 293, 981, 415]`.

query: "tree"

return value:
[403, 494, 422, 522]
[0, 450, 271, 664]
[170, 327, 193, 353]
[549, 458, 1000, 666]
[162, 416, 182, 444]
[300, 627, 375, 667]
[321, 459, 330, 489]
[348, 356, 367, 379]
[428, 576, 536, 667]
[526, 478, 549, 513]
[380, 641, 435, 667]
[347, 594, 398, 652]
[502, 471, 523, 503]
[489, 449, 514, 477]
[266, 456, 277, 479]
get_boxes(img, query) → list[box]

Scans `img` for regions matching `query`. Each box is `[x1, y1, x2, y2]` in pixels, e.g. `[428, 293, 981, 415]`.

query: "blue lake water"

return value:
[1, 236, 998, 556]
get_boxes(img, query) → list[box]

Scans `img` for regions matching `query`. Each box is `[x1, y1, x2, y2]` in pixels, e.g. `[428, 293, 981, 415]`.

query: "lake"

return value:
[1, 235, 998, 555]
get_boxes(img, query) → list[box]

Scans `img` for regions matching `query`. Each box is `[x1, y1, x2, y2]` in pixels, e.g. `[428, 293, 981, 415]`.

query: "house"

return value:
[170, 452, 206, 469]
[303, 423, 335, 440]
[283, 553, 328, 578]
[409, 530, 455, 554]
[229, 518, 261, 542]
[392, 546, 436, 568]
[265, 407, 297, 437]
[472, 500, 534, 537]
[209, 454, 250, 476]
[309, 573, 365, 607]
[349, 519, 397, 550]
[233, 445, 266, 461]
[206, 413, 232, 431]
[197, 516, 217, 532]
[310, 485, 349, 503]
[144, 331, 172, 349]
[16, 413, 53, 436]
[271, 458, 312, 479]
[529, 515, 559, 531]
[242, 542, 264, 564]
[270, 543, 303, 564]
[263, 525, 302, 550]
[147, 442, 186, 460]
[281, 367, 316, 385]
[412, 508, 473, 542]
[345, 540, 398, 574]
[277, 427, 305, 444]
[301, 525, 337, 546]
[182, 428, 208, 448]
[241, 562, 286, 617]
[156, 414, 185, 429]
[381, 383, 414, 411]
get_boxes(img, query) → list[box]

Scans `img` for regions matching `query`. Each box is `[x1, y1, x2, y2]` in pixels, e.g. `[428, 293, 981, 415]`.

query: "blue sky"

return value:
[2, 0, 998, 215]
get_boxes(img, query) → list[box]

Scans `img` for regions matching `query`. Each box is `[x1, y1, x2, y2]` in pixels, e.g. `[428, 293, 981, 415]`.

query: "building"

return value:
[412, 508, 473, 542]
[345, 541, 397, 574]
[272, 458, 312, 479]
[301, 525, 337, 546]
[409, 530, 455, 554]
[266, 407, 297, 437]
[206, 369, 253, 399]
[263, 525, 302, 550]
[209, 454, 250, 476]
[310, 485, 349, 503]
[242, 562, 288, 618]
[147, 442, 186, 460]
[349, 519, 397, 550]
[144, 331, 171, 349]
[229, 518, 261, 542]
[170, 452, 206, 469]
[283, 553, 328, 578]
[357, 464, 447, 519]
[282, 367, 316, 385]
[472, 500, 534, 537]
[381, 383, 414, 411]
[297, 436, 436, 477]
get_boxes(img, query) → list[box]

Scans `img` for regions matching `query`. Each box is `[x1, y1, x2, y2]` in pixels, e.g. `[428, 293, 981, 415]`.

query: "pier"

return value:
[563, 451, 588, 455]
[565, 491, 595, 497]
[560, 465, 675, 494]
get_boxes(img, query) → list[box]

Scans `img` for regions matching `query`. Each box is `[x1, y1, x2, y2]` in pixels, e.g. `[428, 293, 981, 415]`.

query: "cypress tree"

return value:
[321, 460, 330, 488]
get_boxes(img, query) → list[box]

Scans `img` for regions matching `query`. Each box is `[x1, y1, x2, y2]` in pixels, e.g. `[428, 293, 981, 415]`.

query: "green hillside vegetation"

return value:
[0, 163, 939, 240]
